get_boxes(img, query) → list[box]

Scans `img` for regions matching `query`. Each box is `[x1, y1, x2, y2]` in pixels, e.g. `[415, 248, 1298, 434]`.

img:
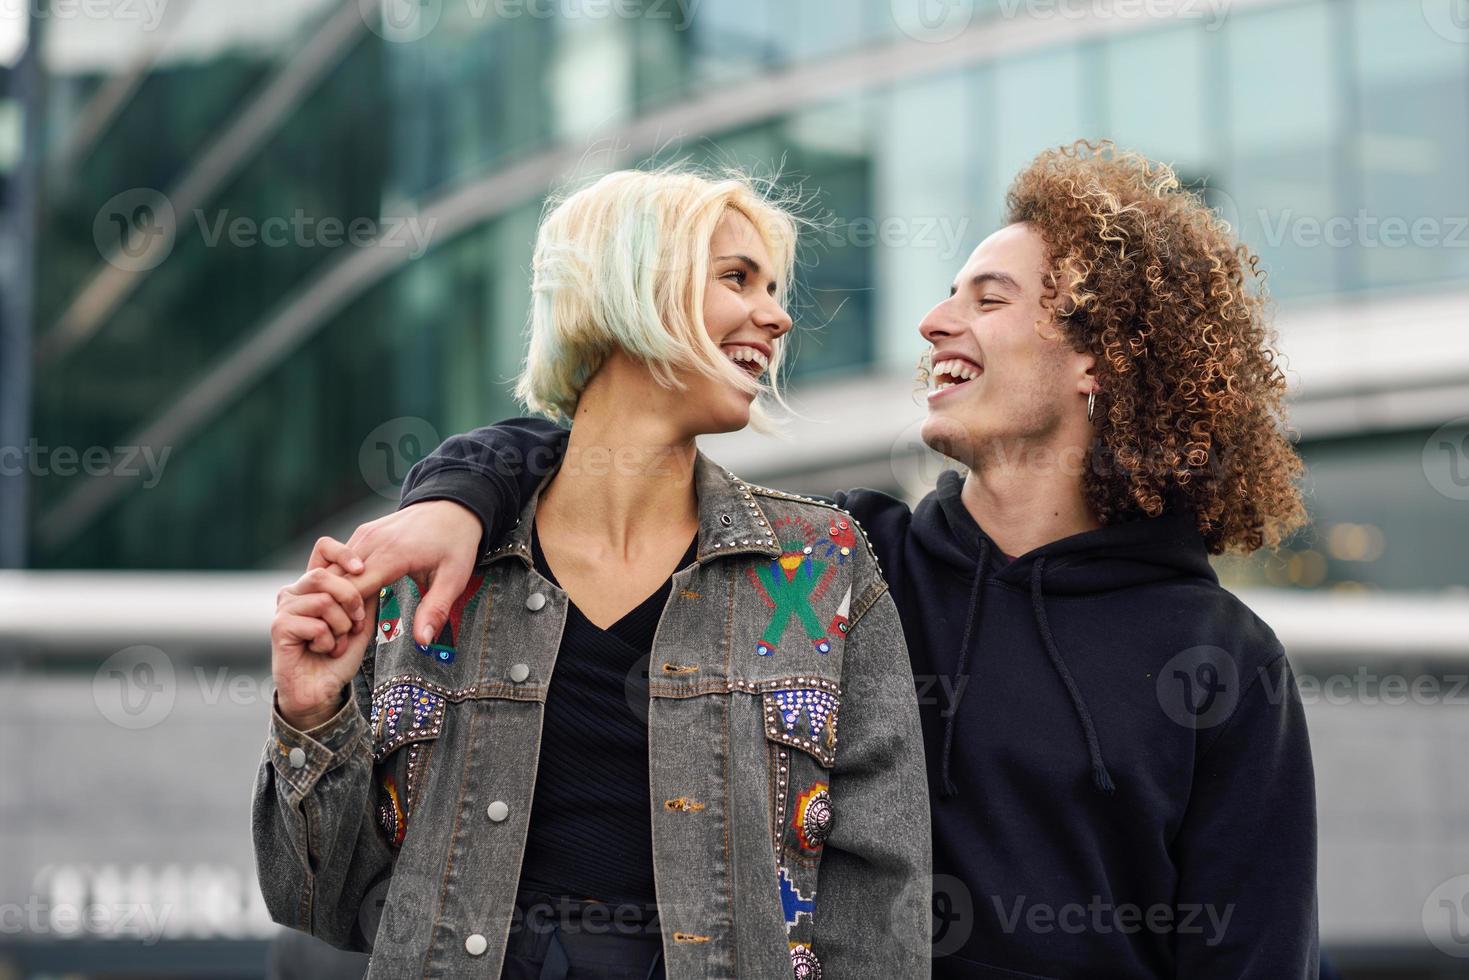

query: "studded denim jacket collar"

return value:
[481, 448, 783, 568]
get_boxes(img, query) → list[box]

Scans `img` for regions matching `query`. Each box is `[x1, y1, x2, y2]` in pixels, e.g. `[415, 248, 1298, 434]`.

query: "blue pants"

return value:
[500, 888, 666, 980]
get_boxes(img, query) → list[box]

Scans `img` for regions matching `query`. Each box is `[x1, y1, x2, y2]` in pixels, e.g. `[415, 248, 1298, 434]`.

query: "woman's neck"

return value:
[536, 400, 700, 561]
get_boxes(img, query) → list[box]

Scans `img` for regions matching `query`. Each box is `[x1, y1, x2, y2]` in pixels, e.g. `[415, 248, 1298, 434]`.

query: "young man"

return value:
[322, 142, 1319, 977]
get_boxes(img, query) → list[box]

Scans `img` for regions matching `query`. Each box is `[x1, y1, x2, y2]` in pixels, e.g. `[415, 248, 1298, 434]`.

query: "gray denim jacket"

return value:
[252, 450, 931, 978]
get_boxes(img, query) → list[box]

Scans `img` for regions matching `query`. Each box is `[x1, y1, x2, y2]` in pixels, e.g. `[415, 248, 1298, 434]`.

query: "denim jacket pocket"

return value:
[764, 685, 838, 867]
[368, 681, 447, 849]
[762, 685, 840, 768]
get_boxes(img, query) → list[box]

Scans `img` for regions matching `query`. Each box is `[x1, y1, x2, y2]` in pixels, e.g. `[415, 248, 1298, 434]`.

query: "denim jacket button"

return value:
[525, 592, 547, 611]
[287, 747, 306, 769]
[465, 933, 488, 956]
[509, 663, 530, 683]
[486, 800, 510, 822]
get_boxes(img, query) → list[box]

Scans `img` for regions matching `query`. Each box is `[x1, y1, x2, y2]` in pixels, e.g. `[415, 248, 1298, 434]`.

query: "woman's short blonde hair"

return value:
[515, 166, 800, 429]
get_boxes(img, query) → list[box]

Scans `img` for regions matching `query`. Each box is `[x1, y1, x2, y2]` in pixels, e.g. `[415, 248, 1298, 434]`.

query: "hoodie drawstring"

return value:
[1029, 557, 1116, 795]
[939, 537, 989, 798]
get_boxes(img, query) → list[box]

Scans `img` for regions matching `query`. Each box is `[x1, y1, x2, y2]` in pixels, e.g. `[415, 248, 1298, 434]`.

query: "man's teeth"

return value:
[725, 347, 770, 372]
[932, 358, 982, 389]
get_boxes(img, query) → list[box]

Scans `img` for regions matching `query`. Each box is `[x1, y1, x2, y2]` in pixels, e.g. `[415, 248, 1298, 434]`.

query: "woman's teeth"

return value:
[932, 358, 982, 390]
[725, 346, 769, 375]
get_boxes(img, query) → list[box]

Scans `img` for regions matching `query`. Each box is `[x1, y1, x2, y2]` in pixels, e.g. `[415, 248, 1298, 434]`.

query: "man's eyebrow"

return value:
[949, 270, 1022, 296]
[714, 253, 763, 276]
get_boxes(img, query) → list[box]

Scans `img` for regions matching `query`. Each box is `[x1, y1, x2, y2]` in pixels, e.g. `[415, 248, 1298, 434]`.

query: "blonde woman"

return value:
[253, 169, 931, 979]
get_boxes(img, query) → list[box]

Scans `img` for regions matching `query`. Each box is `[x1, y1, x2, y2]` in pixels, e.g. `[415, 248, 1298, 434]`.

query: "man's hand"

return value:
[308, 500, 483, 649]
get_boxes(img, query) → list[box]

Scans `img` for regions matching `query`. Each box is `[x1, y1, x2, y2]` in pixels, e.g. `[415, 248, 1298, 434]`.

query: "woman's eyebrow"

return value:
[714, 253, 763, 275]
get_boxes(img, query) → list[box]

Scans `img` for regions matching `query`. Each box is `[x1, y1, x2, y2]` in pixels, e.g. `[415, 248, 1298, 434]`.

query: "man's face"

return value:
[917, 221, 1092, 467]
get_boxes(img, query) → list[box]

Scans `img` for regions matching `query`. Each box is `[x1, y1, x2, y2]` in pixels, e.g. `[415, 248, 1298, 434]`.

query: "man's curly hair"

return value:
[1005, 140, 1306, 555]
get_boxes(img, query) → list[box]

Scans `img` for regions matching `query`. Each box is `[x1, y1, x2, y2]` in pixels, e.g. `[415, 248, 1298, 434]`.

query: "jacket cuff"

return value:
[269, 687, 367, 797]
[397, 468, 509, 564]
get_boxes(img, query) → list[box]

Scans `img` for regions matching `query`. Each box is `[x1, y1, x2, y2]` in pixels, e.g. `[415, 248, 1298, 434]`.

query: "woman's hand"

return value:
[309, 500, 482, 648]
[271, 565, 376, 730]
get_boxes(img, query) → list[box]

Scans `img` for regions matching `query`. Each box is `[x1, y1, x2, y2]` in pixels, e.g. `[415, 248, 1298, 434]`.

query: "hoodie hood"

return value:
[929, 469, 1218, 593]
[920, 469, 1217, 797]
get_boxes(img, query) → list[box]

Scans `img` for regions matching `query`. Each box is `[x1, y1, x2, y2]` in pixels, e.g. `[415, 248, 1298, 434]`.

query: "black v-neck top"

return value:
[515, 522, 698, 908]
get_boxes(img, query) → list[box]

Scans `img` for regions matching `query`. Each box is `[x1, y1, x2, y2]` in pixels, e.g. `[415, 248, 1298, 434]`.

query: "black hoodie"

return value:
[401, 418, 1320, 980]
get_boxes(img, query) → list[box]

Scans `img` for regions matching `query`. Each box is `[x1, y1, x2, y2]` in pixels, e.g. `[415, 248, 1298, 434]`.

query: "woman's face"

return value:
[693, 210, 794, 433]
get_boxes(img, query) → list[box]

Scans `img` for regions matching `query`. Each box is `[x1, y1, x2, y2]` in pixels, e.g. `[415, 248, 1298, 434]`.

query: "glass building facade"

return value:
[20, 0, 1468, 596]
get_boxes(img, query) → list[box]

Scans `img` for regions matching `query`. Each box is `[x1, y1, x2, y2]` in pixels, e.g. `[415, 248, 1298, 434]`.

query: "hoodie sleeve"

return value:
[1171, 650, 1320, 978]
[396, 417, 569, 560]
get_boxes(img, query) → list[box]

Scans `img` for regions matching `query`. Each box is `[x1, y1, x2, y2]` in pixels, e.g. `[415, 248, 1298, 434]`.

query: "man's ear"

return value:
[1076, 351, 1098, 395]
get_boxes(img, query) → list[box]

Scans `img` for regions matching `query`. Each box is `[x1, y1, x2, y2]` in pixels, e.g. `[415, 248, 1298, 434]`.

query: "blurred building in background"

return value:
[2, 0, 1468, 976]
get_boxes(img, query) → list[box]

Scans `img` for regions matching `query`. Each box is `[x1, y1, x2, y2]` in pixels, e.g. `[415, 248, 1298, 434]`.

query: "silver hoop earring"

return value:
[1087, 389, 1096, 422]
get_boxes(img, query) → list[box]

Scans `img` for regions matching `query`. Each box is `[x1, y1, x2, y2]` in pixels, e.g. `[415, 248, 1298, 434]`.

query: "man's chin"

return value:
[919, 414, 979, 468]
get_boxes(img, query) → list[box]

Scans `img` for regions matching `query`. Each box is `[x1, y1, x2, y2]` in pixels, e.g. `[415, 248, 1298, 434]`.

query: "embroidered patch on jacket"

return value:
[817, 515, 856, 564]
[764, 688, 839, 766]
[377, 586, 403, 644]
[411, 573, 484, 664]
[778, 866, 816, 930]
[792, 781, 832, 853]
[827, 586, 851, 636]
[747, 516, 839, 657]
[377, 773, 407, 846]
[771, 689, 837, 737]
[789, 942, 822, 980]
[369, 683, 446, 759]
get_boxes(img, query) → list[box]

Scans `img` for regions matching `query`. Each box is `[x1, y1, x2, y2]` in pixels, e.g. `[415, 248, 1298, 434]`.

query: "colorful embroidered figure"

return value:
[818, 516, 856, 564]
[789, 942, 822, 980]
[827, 586, 851, 636]
[771, 688, 838, 739]
[752, 549, 834, 655]
[413, 573, 484, 664]
[378, 586, 403, 643]
[793, 781, 832, 853]
[778, 867, 816, 929]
